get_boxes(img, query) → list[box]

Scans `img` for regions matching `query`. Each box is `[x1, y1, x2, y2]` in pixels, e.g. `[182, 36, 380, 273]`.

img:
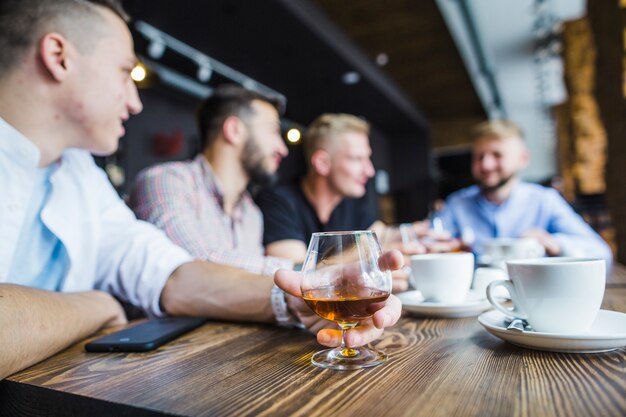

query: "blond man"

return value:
[257, 113, 384, 264]
[437, 120, 612, 265]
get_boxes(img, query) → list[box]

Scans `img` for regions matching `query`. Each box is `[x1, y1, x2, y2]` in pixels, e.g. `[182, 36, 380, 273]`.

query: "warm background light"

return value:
[286, 128, 301, 143]
[131, 64, 147, 82]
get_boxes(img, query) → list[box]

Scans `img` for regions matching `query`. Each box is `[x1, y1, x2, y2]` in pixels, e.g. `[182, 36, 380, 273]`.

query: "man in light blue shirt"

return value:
[437, 120, 612, 266]
[6, 163, 69, 291]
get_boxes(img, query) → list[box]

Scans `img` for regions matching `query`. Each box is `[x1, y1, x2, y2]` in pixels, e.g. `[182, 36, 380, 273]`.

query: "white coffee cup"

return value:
[486, 257, 606, 334]
[410, 252, 474, 303]
[473, 267, 508, 298]
[483, 238, 545, 263]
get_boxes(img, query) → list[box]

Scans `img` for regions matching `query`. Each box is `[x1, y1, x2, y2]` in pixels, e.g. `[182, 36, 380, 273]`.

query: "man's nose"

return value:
[277, 136, 288, 156]
[127, 81, 143, 115]
[480, 154, 497, 170]
[365, 158, 375, 177]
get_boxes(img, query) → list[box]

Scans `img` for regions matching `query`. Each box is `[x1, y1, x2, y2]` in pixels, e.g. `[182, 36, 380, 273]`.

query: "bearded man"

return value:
[437, 120, 612, 266]
[131, 84, 293, 275]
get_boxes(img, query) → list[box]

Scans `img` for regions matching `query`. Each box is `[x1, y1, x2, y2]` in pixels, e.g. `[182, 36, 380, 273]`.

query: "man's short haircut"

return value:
[196, 84, 283, 151]
[303, 113, 370, 167]
[469, 119, 524, 143]
[0, 0, 129, 76]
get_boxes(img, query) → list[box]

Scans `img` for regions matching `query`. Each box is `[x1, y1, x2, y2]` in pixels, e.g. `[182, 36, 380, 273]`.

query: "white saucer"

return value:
[397, 289, 492, 318]
[478, 309, 626, 353]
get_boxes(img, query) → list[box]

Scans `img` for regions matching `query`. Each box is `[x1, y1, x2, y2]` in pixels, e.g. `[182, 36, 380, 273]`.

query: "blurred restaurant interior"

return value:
[5, 1, 626, 414]
[110, 0, 625, 261]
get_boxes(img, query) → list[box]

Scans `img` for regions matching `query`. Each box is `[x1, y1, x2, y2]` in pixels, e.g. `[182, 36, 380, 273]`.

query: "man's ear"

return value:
[39, 32, 72, 82]
[310, 149, 332, 176]
[518, 145, 530, 170]
[222, 115, 246, 147]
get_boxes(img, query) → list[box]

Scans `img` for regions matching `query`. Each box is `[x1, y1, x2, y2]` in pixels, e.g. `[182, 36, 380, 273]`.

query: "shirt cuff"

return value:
[263, 256, 294, 277]
[551, 234, 585, 257]
[148, 247, 194, 317]
[271, 284, 304, 329]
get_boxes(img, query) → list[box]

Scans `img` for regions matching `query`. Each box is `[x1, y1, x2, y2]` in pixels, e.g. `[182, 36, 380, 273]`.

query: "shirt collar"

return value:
[0, 117, 41, 168]
[195, 154, 250, 222]
[196, 154, 222, 200]
[475, 181, 522, 211]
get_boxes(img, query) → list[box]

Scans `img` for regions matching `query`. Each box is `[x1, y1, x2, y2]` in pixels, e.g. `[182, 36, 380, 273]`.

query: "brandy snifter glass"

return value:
[301, 231, 392, 370]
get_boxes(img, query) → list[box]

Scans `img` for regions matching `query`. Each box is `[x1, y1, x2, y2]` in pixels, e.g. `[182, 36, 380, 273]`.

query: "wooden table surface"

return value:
[608, 262, 626, 286]
[2, 282, 625, 416]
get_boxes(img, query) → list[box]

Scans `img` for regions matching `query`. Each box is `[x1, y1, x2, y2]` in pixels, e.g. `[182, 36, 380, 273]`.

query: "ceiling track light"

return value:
[286, 128, 301, 143]
[196, 58, 212, 83]
[147, 38, 166, 59]
[134, 20, 286, 106]
[131, 64, 147, 82]
[341, 71, 361, 85]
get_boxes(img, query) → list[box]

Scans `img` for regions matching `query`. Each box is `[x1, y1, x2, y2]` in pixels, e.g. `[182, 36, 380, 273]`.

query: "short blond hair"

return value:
[469, 120, 524, 142]
[304, 113, 370, 167]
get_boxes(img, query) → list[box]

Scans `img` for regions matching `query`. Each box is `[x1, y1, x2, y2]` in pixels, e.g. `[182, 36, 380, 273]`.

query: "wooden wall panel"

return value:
[561, 18, 608, 195]
[588, 0, 626, 262]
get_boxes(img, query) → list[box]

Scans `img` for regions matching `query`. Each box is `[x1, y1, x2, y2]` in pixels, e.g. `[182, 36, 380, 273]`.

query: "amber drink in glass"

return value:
[301, 231, 392, 370]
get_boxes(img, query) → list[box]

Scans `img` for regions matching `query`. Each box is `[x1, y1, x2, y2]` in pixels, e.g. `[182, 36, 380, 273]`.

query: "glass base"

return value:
[311, 347, 387, 370]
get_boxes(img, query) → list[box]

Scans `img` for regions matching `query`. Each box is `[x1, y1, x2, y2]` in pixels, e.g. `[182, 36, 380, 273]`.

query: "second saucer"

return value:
[398, 289, 492, 318]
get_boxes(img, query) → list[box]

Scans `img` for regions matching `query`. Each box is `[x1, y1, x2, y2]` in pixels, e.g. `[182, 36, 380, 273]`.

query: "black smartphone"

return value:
[85, 317, 207, 352]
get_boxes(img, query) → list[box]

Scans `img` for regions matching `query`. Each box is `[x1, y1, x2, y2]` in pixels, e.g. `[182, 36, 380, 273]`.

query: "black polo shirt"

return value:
[257, 181, 378, 246]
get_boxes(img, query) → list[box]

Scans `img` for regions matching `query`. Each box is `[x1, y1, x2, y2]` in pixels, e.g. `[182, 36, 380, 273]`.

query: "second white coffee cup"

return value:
[410, 252, 474, 303]
[483, 237, 545, 261]
[486, 257, 605, 334]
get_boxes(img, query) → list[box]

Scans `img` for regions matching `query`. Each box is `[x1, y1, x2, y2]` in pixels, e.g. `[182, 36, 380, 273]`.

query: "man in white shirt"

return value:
[0, 0, 402, 379]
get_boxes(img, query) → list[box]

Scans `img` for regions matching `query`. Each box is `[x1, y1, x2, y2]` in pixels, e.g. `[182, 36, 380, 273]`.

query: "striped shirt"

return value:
[130, 155, 292, 276]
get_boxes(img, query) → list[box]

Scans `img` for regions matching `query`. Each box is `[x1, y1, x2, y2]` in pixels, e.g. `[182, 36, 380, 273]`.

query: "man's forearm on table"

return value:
[265, 240, 307, 264]
[0, 285, 124, 379]
[160, 261, 276, 323]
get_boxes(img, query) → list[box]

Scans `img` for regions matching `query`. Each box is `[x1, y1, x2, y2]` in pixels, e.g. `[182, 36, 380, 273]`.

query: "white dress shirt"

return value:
[0, 118, 193, 316]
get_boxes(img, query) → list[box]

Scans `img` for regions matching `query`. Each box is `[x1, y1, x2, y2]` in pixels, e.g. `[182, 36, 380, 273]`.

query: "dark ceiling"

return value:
[314, 0, 484, 121]
[123, 0, 485, 147]
[313, 0, 486, 147]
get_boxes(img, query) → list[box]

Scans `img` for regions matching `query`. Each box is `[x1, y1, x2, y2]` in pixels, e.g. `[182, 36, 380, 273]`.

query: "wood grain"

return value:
[1, 289, 625, 417]
[608, 263, 626, 287]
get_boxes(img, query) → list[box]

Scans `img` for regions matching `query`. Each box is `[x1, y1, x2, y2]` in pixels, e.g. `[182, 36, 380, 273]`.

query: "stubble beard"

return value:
[241, 135, 278, 187]
[329, 176, 365, 199]
[479, 173, 515, 193]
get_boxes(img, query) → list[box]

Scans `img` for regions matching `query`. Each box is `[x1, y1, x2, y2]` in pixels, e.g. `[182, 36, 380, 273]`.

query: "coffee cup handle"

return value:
[486, 280, 528, 319]
[529, 241, 545, 258]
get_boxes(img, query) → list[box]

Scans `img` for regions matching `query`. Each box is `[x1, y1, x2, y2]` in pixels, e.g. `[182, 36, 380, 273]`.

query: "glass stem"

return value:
[339, 324, 358, 357]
